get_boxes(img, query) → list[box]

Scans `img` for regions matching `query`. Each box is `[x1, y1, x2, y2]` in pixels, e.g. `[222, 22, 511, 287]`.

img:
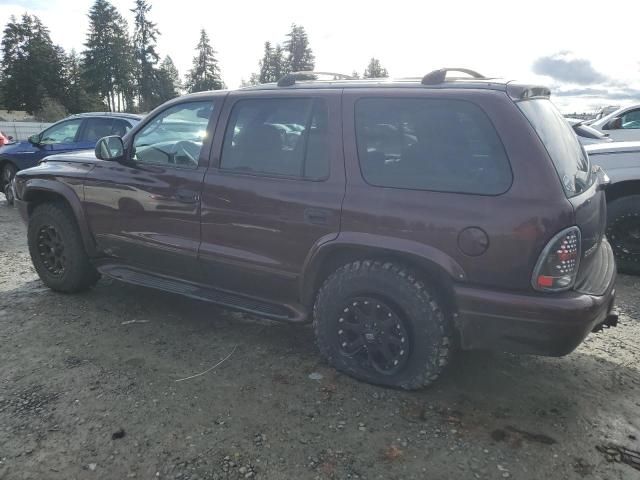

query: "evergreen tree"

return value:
[258, 41, 274, 83]
[271, 44, 287, 80]
[131, 0, 160, 111]
[63, 49, 105, 113]
[284, 24, 314, 72]
[0, 14, 67, 113]
[363, 58, 389, 78]
[156, 55, 181, 104]
[83, 0, 135, 112]
[185, 29, 224, 93]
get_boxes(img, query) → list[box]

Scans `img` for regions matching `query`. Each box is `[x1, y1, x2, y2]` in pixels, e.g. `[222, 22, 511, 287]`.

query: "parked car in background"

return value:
[567, 118, 613, 145]
[13, 69, 617, 389]
[586, 141, 640, 273]
[1, 112, 142, 205]
[591, 105, 620, 122]
[0, 131, 13, 147]
[589, 104, 640, 142]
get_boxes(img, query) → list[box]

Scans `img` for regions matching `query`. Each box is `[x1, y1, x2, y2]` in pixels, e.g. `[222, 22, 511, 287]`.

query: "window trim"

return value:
[218, 96, 331, 182]
[353, 96, 513, 196]
[129, 99, 218, 170]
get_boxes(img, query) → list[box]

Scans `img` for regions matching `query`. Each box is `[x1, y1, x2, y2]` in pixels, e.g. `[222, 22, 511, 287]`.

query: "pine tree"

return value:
[0, 14, 67, 113]
[271, 44, 287, 80]
[63, 49, 105, 113]
[83, 0, 135, 112]
[363, 58, 389, 78]
[131, 0, 160, 111]
[284, 24, 314, 72]
[156, 55, 181, 104]
[258, 41, 274, 84]
[185, 29, 224, 93]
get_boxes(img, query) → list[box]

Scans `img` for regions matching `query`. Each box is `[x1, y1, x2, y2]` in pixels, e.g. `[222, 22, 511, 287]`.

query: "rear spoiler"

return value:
[507, 82, 551, 101]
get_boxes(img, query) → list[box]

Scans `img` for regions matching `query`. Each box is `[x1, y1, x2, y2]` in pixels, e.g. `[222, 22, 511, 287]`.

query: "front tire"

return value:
[2, 163, 17, 206]
[28, 203, 99, 292]
[313, 260, 453, 390]
[607, 195, 640, 275]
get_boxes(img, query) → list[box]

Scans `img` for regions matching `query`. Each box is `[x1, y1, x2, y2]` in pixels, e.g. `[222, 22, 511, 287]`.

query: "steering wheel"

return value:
[170, 141, 199, 167]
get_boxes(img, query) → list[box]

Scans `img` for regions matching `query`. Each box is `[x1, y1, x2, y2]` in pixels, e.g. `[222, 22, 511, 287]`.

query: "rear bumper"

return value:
[454, 242, 617, 356]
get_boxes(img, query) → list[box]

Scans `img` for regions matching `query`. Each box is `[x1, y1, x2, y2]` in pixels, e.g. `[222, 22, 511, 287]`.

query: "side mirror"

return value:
[95, 136, 125, 161]
[603, 117, 622, 130]
[28, 134, 41, 145]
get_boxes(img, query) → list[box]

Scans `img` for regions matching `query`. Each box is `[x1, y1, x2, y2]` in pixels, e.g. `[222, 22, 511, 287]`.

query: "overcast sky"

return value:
[1, 0, 639, 112]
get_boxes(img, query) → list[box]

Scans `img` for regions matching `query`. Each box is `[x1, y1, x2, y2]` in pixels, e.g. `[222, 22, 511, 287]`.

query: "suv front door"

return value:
[83, 97, 222, 280]
[199, 90, 345, 303]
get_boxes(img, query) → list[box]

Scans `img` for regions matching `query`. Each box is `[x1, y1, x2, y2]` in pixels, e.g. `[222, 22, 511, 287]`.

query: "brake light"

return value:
[532, 227, 581, 292]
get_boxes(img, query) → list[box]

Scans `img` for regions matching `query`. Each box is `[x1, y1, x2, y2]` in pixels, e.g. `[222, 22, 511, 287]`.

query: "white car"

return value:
[589, 104, 640, 142]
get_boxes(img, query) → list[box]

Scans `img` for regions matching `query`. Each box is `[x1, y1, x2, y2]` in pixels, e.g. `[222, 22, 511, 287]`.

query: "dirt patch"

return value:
[1, 200, 640, 479]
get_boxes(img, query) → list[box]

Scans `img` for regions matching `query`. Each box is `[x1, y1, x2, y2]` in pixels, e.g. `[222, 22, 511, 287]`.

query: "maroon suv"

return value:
[13, 68, 617, 389]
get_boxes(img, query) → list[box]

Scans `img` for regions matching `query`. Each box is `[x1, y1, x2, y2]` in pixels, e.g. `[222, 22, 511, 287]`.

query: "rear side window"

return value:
[355, 98, 512, 195]
[518, 99, 592, 197]
[221, 98, 329, 179]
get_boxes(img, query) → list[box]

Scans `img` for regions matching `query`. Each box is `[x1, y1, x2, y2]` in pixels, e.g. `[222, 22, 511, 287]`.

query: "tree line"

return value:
[0, 0, 389, 120]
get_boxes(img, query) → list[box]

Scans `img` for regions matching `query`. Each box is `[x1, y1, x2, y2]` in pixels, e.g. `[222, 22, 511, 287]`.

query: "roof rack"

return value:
[421, 68, 485, 85]
[277, 71, 354, 87]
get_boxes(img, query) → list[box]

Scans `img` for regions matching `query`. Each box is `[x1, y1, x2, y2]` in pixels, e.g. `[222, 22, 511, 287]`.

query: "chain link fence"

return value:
[0, 122, 52, 141]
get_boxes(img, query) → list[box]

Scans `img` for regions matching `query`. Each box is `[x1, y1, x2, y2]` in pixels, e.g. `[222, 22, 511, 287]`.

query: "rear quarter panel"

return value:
[340, 88, 573, 291]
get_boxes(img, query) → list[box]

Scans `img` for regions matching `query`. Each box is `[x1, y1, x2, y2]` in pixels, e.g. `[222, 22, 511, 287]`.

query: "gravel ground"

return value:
[1, 198, 640, 480]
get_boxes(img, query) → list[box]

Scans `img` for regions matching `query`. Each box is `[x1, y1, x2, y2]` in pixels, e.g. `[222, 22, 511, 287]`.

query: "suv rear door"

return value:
[199, 89, 344, 302]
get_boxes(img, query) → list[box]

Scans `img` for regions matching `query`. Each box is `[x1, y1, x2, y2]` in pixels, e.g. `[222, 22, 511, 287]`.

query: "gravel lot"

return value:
[1, 198, 640, 480]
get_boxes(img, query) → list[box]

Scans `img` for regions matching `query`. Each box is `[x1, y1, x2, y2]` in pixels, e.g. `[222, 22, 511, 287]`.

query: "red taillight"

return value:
[532, 227, 581, 292]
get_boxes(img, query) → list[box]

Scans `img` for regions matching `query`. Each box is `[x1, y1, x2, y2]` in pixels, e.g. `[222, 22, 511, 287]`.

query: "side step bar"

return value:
[98, 265, 308, 323]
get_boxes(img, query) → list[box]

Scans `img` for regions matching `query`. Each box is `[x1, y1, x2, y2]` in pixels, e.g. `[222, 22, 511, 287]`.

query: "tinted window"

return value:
[40, 119, 83, 145]
[133, 101, 213, 168]
[518, 99, 592, 197]
[112, 119, 133, 136]
[355, 98, 511, 195]
[221, 98, 329, 179]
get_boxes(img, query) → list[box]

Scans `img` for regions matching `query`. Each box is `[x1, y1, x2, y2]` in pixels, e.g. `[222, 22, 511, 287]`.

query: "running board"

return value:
[98, 265, 308, 323]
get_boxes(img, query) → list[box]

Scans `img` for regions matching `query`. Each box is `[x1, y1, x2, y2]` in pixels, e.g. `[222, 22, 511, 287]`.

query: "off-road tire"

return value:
[28, 203, 99, 292]
[607, 195, 640, 275]
[2, 163, 17, 206]
[313, 260, 453, 389]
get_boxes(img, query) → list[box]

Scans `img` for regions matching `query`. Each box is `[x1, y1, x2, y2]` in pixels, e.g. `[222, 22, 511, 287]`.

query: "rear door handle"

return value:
[175, 189, 199, 204]
[304, 208, 332, 226]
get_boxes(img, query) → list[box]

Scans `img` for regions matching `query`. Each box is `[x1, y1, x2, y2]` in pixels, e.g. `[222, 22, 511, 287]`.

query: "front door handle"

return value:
[304, 208, 332, 226]
[175, 189, 199, 204]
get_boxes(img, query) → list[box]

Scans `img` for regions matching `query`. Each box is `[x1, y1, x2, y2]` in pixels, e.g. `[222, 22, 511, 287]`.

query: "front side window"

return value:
[355, 98, 512, 195]
[40, 119, 83, 145]
[133, 101, 214, 168]
[221, 98, 329, 179]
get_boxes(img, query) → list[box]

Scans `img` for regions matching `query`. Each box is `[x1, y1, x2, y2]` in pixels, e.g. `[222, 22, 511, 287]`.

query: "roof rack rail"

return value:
[421, 68, 485, 85]
[277, 71, 354, 87]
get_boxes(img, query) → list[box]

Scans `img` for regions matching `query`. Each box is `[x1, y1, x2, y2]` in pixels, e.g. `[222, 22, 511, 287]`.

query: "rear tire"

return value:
[28, 202, 99, 292]
[313, 260, 453, 390]
[607, 195, 640, 275]
[2, 163, 17, 206]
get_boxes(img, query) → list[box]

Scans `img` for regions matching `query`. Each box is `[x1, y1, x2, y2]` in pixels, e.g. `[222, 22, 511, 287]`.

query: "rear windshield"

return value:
[517, 99, 592, 197]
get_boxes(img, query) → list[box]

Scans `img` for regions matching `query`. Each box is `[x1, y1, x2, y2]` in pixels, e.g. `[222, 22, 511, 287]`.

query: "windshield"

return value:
[518, 99, 592, 197]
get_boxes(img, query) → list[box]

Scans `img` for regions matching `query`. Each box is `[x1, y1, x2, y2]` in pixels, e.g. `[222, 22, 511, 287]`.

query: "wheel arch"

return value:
[21, 179, 96, 256]
[300, 235, 465, 315]
[605, 180, 640, 204]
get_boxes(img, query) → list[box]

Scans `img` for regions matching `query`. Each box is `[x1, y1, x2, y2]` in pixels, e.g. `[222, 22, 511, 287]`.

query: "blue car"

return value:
[1, 112, 142, 204]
